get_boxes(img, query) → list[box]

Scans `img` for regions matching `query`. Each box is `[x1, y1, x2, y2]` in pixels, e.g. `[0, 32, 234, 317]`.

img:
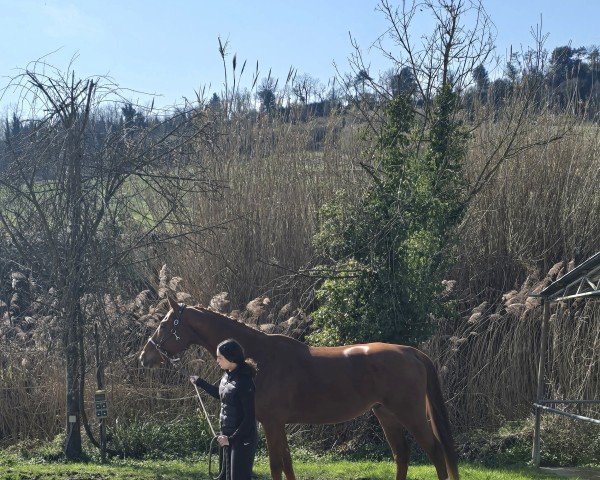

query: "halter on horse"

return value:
[145, 303, 186, 361]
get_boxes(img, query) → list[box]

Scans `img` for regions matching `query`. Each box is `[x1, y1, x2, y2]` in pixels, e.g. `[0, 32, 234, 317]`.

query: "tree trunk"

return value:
[64, 319, 82, 459]
[63, 125, 85, 460]
[63, 278, 83, 459]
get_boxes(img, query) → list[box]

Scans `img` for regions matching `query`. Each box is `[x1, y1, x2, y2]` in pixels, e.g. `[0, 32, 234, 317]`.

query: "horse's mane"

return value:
[189, 304, 268, 336]
[189, 304, 308, 349]
[190, 304, 241, 323]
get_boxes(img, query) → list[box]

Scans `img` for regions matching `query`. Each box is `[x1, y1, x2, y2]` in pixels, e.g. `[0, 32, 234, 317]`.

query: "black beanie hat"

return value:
[217, 338, 245, 365]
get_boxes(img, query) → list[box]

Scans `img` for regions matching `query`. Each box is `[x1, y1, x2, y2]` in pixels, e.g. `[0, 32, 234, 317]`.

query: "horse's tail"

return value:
[420, 352, 459, 480]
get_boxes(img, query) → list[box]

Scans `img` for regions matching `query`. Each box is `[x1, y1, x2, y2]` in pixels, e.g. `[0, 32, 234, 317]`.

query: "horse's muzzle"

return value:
[139, 348, 161, 368]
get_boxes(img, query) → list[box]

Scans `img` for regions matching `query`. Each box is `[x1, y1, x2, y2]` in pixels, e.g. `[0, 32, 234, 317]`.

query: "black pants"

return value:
[222, 433, 257, 480]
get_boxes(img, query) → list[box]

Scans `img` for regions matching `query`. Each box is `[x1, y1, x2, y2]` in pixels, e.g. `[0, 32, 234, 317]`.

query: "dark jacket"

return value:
[195, 366, 257, 445]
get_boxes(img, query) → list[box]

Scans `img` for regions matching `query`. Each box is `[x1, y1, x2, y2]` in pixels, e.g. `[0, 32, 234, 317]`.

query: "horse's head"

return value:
[139, 296, 194, 368]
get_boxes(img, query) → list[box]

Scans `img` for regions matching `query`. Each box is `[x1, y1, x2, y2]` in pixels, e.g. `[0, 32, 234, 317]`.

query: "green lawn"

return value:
[0, 455, 575, 480]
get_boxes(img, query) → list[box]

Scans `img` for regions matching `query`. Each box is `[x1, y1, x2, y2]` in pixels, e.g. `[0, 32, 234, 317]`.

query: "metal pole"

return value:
[539, 400, 600, 405]
[532, 299, 550, 467]
[533, 404, 600, 425]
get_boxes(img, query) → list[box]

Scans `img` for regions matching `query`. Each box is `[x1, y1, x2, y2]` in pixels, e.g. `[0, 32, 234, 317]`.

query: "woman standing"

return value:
[190, 338, 258, 480]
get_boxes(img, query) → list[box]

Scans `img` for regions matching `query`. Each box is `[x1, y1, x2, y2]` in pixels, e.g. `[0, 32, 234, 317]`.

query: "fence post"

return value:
[532, 299, 550, 467]
[94, 323, 107, 463]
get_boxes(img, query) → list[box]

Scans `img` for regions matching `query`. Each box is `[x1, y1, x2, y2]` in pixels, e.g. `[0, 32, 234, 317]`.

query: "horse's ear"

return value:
[167, 295, 179, 311]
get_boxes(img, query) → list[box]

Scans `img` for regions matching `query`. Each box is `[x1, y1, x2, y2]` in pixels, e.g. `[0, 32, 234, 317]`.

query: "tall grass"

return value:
[1, 98, 598, 459]
[0, 352, 63, 445]
[158, 101, 599, 449]
[426, 105, 600, 430]
[457, 117, 600, 302]
[163, 109, 368, 309]
[426, 286, 600, 431]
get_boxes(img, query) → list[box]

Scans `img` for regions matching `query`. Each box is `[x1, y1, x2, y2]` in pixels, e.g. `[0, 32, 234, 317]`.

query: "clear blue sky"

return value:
[1, 0, 598, 110]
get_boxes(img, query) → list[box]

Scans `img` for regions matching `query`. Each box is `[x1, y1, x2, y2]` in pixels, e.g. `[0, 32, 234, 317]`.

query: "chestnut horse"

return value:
[139, 297, 459, 480]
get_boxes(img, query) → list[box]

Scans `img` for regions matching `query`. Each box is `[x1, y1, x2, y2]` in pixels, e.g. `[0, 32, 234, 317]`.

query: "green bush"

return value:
[311, 88, 467, 347]
[5, 433, 73, 463]
[109, 415, 212, 460]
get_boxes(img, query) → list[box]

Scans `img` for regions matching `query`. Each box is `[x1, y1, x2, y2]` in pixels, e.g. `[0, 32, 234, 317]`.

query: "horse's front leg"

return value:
[262, 421, 296, 480]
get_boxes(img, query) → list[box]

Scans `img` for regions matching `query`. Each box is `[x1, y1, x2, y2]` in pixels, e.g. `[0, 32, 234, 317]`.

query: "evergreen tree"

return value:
[208, 93, 221, 111]
[390, 67, 417, 98]
[472, 64, 489, 102]
[257, 78, 277, 113]
[310, 85, 467, 346]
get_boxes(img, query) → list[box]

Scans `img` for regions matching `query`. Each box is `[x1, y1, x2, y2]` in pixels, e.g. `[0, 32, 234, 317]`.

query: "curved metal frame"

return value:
[528, 252, 600, 467]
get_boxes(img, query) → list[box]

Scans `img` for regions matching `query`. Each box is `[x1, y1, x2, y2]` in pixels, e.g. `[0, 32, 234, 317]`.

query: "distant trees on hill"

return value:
[464, 45, 600, 116]
[251, 44, 600, 121]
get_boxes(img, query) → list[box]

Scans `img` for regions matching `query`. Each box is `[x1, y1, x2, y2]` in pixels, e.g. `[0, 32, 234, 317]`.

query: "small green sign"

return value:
[94, 390, 108, 418]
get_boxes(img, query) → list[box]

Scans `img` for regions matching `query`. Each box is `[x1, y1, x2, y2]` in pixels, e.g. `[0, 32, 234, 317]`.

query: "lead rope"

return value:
[165, 358, 228, 480]
[192, 384, 226, 480]
[194, 383, 230, 480]
[193, 384, 217, 437]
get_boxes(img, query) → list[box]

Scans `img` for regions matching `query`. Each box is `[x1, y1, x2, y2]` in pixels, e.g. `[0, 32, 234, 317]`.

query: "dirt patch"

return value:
[541, 467, 600, 480]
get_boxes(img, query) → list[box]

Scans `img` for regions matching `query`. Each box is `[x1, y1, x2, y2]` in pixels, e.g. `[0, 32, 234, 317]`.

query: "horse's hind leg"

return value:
[372, 404, 410, 480]
[384, 398, 448, 480]
[407, 417, 448, 480]
[262, 421, 296, 480]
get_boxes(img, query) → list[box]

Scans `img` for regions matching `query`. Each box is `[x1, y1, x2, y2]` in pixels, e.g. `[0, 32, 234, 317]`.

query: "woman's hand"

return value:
[217, 435, 229, 447]
[189, 375, 199, 384]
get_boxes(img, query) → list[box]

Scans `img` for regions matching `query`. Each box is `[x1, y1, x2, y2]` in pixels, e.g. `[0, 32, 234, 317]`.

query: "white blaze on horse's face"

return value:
[156, 311, 172, 335]
[139, 311, 174, 368]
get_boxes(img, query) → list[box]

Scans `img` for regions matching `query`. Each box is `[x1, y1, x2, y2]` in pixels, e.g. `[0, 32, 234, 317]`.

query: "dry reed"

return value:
[1, 100, 599, 451]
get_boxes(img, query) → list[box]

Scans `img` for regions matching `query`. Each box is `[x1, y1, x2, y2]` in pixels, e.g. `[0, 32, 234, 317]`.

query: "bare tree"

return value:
[360, 0, 495, 110]
[0, 60, 221, 459]
[342, 0, 570, 200]
[292, 73, 325, 104]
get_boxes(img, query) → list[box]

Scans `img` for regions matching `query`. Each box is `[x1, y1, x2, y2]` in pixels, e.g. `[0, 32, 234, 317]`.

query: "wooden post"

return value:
[532, 299, 550, 467]
[94, 323, 107, 463]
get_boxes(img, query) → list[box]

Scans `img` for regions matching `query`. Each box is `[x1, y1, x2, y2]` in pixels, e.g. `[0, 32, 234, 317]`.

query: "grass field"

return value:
[0, 454, 578, 480]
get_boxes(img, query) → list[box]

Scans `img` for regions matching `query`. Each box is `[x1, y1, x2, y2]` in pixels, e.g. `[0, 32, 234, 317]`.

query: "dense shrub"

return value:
[311, 88, 467, 346]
